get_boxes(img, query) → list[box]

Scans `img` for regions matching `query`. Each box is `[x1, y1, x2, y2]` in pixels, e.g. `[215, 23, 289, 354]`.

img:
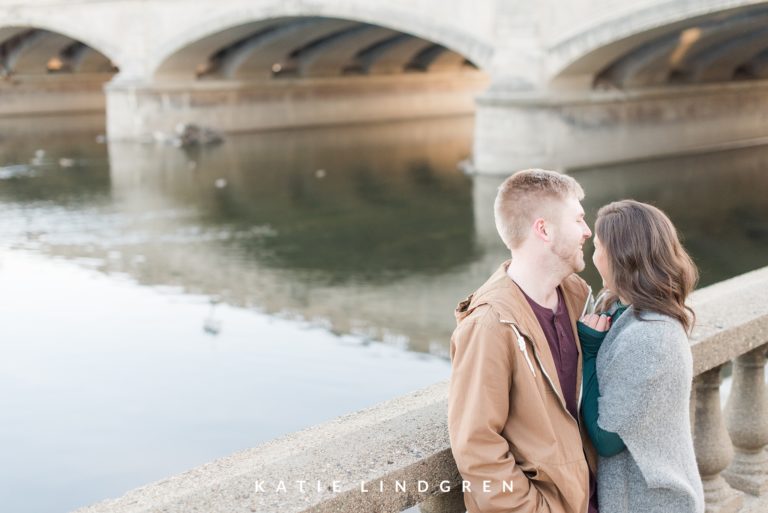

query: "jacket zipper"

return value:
[501, 318, 590, 513]
[506, 321, 536, 377]
[499, 320, 568, 413]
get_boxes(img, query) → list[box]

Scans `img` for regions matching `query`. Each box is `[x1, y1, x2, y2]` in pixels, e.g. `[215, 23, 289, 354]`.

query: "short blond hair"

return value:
[494, 169, 584, 249]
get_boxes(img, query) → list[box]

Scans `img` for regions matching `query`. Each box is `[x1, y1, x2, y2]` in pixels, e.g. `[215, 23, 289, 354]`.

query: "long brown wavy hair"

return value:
[595, 200, 699, 333]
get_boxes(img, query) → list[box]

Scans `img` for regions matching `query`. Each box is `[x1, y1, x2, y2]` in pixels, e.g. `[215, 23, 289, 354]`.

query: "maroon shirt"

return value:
[520, 285, 599, 513]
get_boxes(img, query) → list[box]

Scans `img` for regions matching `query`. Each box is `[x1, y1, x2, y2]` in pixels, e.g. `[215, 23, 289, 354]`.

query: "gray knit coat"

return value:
[596, 306, 705, 513]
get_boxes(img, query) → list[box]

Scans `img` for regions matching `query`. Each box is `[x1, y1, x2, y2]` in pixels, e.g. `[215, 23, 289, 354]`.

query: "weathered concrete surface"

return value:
[741, 494, 768, 512]
[71, 265, 768, 513]
[72, 381, 459, 513]
[0, 74, 109, 116]
[105, 71, 488, 140]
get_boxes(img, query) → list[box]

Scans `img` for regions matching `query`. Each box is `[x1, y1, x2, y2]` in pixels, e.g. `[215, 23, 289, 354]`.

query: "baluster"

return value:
[723, 345, 768, 495]
[694, 366, 743, 512]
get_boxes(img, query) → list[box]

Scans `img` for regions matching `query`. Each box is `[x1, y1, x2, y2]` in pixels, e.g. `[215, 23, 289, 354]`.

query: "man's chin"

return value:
[555, 248, 585, 274]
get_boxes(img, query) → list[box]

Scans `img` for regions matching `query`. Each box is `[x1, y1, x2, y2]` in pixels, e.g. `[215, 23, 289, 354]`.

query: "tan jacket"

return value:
[447, 260, 598, 513]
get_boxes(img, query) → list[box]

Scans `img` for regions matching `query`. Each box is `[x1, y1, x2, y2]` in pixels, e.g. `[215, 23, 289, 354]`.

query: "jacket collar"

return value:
[455, 259, 591, 399]
[456, 260, 591, 334]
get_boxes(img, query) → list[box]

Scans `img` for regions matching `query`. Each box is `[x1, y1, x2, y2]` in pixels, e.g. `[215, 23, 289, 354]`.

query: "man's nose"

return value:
[584, 225, 592, 238]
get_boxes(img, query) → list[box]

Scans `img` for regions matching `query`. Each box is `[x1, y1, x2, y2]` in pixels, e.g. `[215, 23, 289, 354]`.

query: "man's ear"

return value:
[532, 218, 550, 242]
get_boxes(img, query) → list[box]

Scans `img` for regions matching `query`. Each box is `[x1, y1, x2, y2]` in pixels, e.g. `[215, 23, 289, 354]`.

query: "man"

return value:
[447, 169, 598, 513]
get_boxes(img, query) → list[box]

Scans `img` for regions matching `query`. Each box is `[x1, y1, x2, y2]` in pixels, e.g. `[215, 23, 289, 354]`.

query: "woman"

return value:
[578, 200, 705, 513]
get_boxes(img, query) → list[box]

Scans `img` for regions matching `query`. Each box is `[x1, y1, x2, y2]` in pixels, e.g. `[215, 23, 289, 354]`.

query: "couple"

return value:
[447, 169, 704, 513]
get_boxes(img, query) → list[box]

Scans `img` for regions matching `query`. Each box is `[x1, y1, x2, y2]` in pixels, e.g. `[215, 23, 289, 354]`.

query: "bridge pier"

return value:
[104, 72, 488, 140]
[472, 79, 768, 174]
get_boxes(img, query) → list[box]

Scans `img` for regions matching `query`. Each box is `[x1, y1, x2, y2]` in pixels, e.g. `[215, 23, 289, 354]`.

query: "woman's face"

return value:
[593, 234, 613, 290]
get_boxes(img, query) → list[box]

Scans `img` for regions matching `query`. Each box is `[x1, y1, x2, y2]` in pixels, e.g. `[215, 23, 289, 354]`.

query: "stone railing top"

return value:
[74, 265, 768, 513]
[689, 265, 768, 375]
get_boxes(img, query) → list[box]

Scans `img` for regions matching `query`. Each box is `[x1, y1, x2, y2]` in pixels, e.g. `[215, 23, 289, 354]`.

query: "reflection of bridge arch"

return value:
[150, 3, 493, 81]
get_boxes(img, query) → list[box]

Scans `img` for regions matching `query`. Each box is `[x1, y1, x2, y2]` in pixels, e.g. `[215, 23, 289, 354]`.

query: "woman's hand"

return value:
[578, 313, 611, 358]
[580, 313, 611, 333]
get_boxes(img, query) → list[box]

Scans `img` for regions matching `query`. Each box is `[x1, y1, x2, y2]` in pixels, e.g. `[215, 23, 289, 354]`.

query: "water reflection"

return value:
[0, 251, 452, 513]
[0, 115, 482, 512]
[0, 116, 767, 356]
[108, 119, 479, 283]
[573, 152, 768, 286]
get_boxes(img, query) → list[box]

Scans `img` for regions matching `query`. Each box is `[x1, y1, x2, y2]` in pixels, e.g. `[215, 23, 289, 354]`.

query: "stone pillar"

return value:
[694, 366, 743, 512]
[723, 345, 768, 495]
[418, 487, 466, 513]
[471, 80, 768, 174]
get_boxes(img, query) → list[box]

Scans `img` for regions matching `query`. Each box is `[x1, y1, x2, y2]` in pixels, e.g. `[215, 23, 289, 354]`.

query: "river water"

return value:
[0, 114, 766, 512]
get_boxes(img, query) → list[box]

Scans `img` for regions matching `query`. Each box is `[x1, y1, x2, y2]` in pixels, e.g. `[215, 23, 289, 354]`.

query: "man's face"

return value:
[550, 196, 592, 273]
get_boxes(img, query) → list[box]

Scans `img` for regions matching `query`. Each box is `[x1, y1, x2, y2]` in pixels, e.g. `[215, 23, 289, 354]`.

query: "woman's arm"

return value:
[578, 319, 627, 457]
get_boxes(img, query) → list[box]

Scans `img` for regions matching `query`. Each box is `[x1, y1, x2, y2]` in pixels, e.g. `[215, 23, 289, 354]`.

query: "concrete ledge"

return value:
[473, 79, 768, 173]
[478, 79, 768, 108]
[73, 265, 768, 513]
[73, 381, 457, 513]
[689, 265, 768, 374]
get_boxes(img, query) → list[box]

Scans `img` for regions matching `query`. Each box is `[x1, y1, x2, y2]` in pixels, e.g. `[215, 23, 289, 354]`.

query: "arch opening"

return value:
[0, 27, 119, 118]
[0, 27, 117, 77]
[154, 16, 480, 82]
[552, 4, 768, 90]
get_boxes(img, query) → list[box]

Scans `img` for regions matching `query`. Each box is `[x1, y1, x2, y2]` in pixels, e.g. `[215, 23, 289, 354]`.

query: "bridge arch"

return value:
[547, 0, 768, 86]
[0, 14, 123, 70]
[149, 2, 493, 81]
[0, 27, 117, 76]
[0, 19, 120, 118]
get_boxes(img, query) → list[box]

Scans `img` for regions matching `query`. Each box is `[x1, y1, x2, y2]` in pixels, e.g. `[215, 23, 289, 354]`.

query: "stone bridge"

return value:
[3, 0, 768, 171]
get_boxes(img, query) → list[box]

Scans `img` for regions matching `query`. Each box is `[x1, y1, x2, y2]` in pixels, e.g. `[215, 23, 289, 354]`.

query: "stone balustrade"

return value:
[74, 265, 768, 513]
